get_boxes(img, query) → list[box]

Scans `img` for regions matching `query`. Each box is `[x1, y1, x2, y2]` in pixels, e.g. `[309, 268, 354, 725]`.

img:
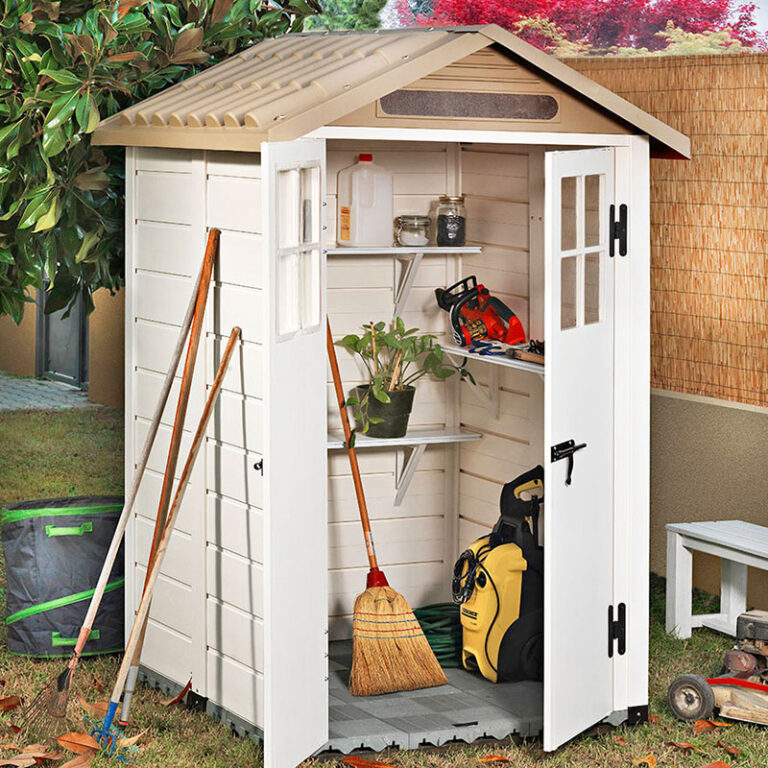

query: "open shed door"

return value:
[543, 148, 616, 750]
[262, 139, 328, 768]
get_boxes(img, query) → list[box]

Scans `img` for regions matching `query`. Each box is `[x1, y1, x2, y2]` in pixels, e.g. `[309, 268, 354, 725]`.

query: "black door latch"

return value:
[550, 439, 586, 485]
[253, 459, 263, 475]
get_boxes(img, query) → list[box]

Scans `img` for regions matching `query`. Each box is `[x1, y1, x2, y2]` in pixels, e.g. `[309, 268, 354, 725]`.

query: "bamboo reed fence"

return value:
[569, 54, 768, 406]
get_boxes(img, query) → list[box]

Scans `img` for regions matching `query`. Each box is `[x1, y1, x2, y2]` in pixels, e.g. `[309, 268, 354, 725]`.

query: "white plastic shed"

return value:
[94, 24, 690, 768]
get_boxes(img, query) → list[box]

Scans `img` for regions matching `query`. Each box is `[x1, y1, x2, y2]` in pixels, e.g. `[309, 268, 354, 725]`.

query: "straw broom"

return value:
[327, 320, 447, 696]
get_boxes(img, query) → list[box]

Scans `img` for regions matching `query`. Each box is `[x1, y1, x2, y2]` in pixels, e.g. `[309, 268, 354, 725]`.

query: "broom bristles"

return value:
[349, 586, 448, 696]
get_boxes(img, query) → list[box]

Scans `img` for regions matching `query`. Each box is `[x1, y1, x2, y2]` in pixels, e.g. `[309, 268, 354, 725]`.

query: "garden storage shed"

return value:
[94, 24, 690, 768]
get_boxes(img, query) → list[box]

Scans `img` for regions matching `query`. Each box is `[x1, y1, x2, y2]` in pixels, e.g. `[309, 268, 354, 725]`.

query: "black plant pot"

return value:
[352, 385, 416, 439]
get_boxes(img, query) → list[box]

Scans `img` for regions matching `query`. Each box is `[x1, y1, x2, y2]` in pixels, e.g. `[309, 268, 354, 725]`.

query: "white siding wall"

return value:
[326, 141, 458, 637]
[127, 148, 265, 729]
[457, 147, 545, 550]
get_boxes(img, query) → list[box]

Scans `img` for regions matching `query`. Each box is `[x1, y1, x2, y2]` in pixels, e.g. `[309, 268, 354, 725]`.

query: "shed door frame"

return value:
[262, 137, 328, 768]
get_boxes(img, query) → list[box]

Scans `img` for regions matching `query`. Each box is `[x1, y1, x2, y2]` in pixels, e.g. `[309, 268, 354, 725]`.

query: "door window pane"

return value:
[300, 166, 320, 245]
[584, 174, 601, 248]
[561, 176, 578, 251]
[301, 248, 321, 330]
[277, 252, 300, 337]
[277, 169, 299, 250]
[561, 256, 578, 330]
[584, 252, 601, 325]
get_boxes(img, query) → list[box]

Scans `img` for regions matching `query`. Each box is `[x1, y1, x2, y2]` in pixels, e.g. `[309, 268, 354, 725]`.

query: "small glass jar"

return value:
[436, 195, 466, 247]
[395, 215, 431, 247]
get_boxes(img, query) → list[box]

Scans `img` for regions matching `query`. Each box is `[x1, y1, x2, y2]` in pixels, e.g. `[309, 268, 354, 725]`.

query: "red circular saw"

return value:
[435, 275, 526, 347]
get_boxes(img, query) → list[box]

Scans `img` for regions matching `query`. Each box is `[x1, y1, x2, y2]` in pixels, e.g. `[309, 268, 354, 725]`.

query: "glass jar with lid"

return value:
[436, 195, 466, 247]
[395, 215, 431, 247]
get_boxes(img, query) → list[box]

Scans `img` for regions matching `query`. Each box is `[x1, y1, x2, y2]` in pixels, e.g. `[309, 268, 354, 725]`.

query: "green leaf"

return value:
[42, 125, 67, 156]
[0, 248, 14, 264]
[33, 194, 62, 232]
[18, 194, 53, 229]
[371, 385, 391, 404]
[44, 91, 79, 131]
[74, 228, 102, 262]
[39, 68, 82, 86]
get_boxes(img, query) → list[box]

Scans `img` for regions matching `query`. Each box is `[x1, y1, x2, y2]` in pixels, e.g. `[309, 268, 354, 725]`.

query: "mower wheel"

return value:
[667, 674, 715, 722]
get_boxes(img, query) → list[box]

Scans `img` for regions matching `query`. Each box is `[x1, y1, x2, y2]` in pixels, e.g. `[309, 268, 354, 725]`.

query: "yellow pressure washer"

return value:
[452, 466, 544, 683]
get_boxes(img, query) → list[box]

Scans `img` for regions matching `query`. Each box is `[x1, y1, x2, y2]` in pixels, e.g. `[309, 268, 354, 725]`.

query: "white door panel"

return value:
[262, 138, 328, 768]
[544, 148, 616, 751]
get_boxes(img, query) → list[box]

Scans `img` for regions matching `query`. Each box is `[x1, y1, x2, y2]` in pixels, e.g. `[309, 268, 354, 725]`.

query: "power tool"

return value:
[435, 275, 526, 347]
[452, 466, 544, 683]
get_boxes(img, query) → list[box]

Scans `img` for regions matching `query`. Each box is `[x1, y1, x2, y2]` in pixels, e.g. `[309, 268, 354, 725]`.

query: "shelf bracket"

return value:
[454, 359, 501, 419]
[394, 443, 427, 507]
[393, 250, 423, 318]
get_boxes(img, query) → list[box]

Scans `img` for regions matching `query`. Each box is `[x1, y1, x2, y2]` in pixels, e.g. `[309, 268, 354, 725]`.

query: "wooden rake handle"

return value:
[326, 320, 381, 575]
[110, 326, 242, 706]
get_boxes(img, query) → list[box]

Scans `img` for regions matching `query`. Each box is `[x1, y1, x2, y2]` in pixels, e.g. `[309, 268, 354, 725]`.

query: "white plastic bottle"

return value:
[337, 153, 394, 247]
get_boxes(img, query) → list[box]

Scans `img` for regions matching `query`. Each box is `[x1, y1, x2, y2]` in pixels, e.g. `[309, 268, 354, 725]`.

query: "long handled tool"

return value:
[20, 253, 210, 738]
[326, 320, 447, 696]
[120, 228, 219, 722]
[93, 326, 241, 753]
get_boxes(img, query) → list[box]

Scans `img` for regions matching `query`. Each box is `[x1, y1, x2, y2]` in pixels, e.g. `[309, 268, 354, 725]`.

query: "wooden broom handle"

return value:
[326, 320, 379, 572]
[110, 327, 241, 706]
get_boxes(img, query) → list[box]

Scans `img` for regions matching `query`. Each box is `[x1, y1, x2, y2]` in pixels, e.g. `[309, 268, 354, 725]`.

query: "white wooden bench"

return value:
[666, 520, 768, 639]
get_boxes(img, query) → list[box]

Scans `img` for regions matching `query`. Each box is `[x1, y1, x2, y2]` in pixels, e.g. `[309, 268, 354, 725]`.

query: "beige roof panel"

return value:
[94, 25, 689, 158]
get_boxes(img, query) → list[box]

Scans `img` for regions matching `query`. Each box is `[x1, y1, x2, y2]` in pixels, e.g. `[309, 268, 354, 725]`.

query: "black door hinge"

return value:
[609, 203, 628, 257]
[608, 603, 626, 658]
[550, 439, 586, 486]
[253, 459, 263, 475]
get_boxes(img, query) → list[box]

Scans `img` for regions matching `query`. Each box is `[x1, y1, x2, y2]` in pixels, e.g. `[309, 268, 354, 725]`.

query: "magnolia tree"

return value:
[0, 0, 319, 323]
[396, 0, 763, 54]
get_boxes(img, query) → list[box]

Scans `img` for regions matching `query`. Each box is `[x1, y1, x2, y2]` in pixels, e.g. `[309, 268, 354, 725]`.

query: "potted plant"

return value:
[338, 317, 460, 438]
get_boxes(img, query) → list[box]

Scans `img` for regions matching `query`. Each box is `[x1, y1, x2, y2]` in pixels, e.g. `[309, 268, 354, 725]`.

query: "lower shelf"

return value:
[320, 639, 543, 754]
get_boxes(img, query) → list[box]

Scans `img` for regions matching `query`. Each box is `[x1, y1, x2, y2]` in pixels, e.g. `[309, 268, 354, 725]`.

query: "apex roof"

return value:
[93, 25, 690, 158]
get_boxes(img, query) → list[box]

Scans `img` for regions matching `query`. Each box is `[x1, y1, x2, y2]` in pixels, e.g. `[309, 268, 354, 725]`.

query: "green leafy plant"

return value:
[0, 0, 320, 323]
[337, 317, 460, 433]
[306, 0, 386, 30]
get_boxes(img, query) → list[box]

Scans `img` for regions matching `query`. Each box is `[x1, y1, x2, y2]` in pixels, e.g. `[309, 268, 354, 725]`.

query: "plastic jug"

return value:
[337, 153, 394, 247]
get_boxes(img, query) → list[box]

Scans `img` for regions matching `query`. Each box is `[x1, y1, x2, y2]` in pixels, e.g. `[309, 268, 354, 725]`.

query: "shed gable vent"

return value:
[379, 90, 559, 121]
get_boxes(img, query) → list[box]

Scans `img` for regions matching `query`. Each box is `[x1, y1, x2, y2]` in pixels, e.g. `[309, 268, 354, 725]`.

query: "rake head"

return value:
[19, 667, 71, 739]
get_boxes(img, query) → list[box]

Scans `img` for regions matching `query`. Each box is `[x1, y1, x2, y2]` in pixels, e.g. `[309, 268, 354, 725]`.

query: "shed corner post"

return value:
[124, 145, 137, 648]
[623, 134, 651, 714]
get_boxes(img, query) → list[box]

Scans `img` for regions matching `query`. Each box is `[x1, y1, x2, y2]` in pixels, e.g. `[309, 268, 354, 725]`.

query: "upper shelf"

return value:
[326, 245, 482, 316]
[326, 246, 482, 256]
[442, 342, 545, 376]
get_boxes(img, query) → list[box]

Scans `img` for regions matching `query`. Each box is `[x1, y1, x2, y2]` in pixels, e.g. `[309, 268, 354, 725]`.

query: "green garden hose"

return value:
[414, 602, 463, 668]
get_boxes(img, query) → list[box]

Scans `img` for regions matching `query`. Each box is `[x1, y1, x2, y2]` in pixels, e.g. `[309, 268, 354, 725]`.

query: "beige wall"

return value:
[651, 391, 768, 609]
[88, 288, 124, 407]
[0, 307, 36, 377]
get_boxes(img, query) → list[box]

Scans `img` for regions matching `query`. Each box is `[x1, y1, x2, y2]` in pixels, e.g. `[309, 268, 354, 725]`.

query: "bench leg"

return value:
[720, 559, 747, 635]
[666, 531, 693, 638]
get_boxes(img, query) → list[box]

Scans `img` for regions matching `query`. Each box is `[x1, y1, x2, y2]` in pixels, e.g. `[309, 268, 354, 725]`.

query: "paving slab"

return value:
[0, 372, 92, 411]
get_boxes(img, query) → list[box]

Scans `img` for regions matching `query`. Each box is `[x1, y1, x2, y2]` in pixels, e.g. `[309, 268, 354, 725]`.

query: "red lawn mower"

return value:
[668, 610, 768, 725]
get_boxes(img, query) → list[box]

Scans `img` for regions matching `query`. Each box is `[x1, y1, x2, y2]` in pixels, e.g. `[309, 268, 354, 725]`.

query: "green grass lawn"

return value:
[0, 407, 764, 767]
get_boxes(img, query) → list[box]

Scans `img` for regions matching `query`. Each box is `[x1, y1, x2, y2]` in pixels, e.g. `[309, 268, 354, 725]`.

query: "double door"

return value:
[261, 141, 630, 765]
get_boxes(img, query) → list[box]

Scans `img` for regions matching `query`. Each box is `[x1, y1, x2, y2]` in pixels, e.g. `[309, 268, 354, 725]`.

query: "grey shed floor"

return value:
[320, 640, 543, 755]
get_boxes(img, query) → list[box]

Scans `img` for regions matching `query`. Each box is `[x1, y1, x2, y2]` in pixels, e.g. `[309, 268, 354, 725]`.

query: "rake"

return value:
[92, 327, 241, 754]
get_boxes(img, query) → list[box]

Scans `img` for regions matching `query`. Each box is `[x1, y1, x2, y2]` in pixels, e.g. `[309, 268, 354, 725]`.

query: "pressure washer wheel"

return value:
[668, 674, 715, 722]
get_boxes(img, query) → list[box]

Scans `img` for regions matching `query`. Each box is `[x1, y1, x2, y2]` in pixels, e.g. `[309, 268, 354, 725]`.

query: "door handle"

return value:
[550, 439, 587, 486]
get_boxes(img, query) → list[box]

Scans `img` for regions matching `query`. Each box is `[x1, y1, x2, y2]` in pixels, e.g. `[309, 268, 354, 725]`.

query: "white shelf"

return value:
[327, 427, 482, 450]
[442, 343, 545, 376]
[328, 427, 482, 506]
[327, 246, 481, 316]
[326, 246, 482, 256]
